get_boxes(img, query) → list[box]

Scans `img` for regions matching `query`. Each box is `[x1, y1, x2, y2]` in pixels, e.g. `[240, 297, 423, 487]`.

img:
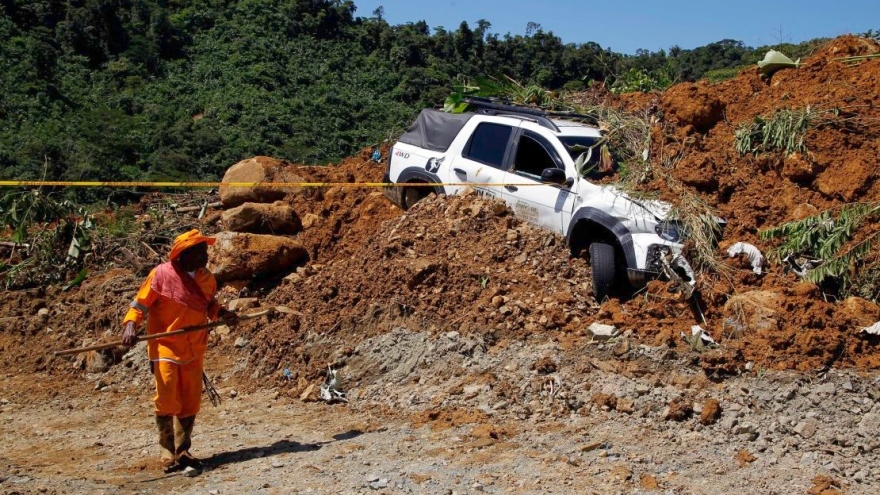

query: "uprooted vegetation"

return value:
[0, 188, 218, 289]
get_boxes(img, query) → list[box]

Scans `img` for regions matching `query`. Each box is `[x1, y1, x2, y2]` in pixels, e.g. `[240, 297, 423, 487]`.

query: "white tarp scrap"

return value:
[319, 365, 348, 403]
[681, 325, 718, 351]
[862, 321, 880, 336]
[782, 253, 824, 278]
[727, 242, 765, 275]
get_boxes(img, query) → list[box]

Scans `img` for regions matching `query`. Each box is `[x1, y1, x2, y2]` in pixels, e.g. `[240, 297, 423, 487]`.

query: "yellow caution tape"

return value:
[0, 181, 541, 188]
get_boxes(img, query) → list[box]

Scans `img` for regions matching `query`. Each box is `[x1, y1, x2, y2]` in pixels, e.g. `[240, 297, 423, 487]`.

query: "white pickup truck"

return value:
[383, 99, 712, 300]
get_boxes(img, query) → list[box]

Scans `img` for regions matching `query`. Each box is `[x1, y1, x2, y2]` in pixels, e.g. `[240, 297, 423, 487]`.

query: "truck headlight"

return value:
[655, 221, 686, 243]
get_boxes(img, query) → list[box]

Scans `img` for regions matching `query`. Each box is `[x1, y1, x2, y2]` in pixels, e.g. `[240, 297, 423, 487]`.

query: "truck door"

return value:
[445, 121, 516, 201]
[501, 129, 576, 235]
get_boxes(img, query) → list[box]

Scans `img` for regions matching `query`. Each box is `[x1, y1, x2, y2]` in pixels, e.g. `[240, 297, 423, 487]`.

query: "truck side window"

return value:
[463, 123, 512, 169]
[512, 133, 559, 180]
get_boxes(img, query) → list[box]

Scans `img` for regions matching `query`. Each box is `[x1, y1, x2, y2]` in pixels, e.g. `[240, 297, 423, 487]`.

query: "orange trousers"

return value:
[153, 357, 203, 417]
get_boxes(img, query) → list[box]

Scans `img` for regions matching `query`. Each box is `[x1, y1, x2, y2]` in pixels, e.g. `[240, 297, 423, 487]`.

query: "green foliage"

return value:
[610, 67, 673, 94]
[703, 66, 747, 83]
[759, 203, 880, 299]
[0, 1, 841, 188]
[734, 108, 816, 156]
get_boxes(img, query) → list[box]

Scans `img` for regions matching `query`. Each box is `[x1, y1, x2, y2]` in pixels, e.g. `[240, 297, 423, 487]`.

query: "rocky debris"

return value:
[222, 201, 302, 235]
[219, 156, 305, 208]
[210, 232, 307, 282]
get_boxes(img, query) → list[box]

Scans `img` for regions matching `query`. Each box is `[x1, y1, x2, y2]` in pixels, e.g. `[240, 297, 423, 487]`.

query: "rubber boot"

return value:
[156, 415, 176, 471]
[175, 415, 201, 470]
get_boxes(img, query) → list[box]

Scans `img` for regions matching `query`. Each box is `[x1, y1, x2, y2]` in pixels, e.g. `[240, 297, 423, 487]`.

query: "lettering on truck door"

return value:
[501, 129, 575, 234]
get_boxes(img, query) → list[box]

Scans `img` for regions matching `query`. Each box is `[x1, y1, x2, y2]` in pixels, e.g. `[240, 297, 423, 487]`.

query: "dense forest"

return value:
[0, 0, 853, 184]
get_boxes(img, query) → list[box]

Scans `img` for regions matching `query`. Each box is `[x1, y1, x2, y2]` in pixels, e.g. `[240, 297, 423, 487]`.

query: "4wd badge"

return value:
[394, 150, 410, 159]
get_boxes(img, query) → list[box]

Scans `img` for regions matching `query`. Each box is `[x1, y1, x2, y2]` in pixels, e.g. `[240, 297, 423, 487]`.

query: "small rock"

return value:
[229, 389, 238, 398]
[588, 323, 619, 341]
[608, 465, 632, 482]
[228, 297, 258, 312]
[234, 337, 249, 348]
[794, 419, 818, 439]
[271, 460, 284, 468]
[700, 399, 722, 425]
[369, 478, 389, 490]
[612, 339, 630, 357]
[816, 382, 837, 395]
[183, 466, 200, 477]
[858, 413, 880, 437]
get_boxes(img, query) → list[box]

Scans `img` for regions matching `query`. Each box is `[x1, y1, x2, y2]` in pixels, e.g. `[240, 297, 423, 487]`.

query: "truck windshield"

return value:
[559, 136, 603, 178]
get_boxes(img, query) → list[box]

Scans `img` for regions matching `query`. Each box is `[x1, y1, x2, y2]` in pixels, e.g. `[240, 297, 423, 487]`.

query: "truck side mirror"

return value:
[541, 167, 572, 187]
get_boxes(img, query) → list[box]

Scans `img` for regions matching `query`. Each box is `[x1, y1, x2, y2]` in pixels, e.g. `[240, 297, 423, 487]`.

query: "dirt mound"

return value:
[0, 268, 140, 378]
[229, 190, 600, 387]
[621, 35, 880, 241]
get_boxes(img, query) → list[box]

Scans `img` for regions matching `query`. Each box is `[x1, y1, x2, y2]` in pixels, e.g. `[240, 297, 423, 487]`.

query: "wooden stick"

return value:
[0, 242, 29, 249]
[174, 202, 222, 213]
[53, 309, 271, 357]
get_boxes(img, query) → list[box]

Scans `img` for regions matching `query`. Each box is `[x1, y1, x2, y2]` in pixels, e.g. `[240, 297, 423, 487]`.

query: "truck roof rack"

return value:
[463, 97, 599, 129]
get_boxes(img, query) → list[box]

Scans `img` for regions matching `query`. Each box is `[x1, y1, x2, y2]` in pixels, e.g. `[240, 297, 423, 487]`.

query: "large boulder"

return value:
[219, 156, 305, 208]
[222, 201, 302, 235]
[209, 232, 307, 282]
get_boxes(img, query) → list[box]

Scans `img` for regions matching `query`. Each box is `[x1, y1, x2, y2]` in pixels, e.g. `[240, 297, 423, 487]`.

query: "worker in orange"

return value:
[121, 229, 237, 472]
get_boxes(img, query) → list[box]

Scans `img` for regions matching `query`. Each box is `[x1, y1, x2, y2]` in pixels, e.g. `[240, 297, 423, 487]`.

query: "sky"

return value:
[352, 0, 878, 54]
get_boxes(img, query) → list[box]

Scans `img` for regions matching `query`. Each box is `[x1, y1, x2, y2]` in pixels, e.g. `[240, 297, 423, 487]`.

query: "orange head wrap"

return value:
[168, 229, 216, 261]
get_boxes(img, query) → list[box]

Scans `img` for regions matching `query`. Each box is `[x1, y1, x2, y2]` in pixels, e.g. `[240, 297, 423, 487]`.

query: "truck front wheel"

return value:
[589, 242, 618, 302]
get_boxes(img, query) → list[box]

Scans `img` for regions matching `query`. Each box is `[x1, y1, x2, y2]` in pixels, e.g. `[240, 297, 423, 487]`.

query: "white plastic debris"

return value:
[782, 253, 824, 278]
[587, 323, 620, 341]
[727, 242, 765, 275]
[862, 321, 880, 336]
[319, 365, 348, 403]
[680, 325, 718, 350]
[660, 253, 697, 299]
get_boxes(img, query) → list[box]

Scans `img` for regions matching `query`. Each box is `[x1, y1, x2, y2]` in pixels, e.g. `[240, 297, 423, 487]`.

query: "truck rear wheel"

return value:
[402, 186, 428, 210]
[589, 242, 617, 302]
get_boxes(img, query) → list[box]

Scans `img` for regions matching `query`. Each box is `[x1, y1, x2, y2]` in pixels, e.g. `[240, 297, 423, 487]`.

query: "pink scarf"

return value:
[150, 262, 209, 312]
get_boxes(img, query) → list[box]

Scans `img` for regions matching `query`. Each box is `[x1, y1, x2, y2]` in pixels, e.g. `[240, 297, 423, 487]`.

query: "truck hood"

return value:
[579, 182, 672, 233]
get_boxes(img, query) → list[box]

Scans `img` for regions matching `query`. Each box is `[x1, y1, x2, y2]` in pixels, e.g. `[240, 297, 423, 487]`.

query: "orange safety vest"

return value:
[123, 266, 220, 363]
